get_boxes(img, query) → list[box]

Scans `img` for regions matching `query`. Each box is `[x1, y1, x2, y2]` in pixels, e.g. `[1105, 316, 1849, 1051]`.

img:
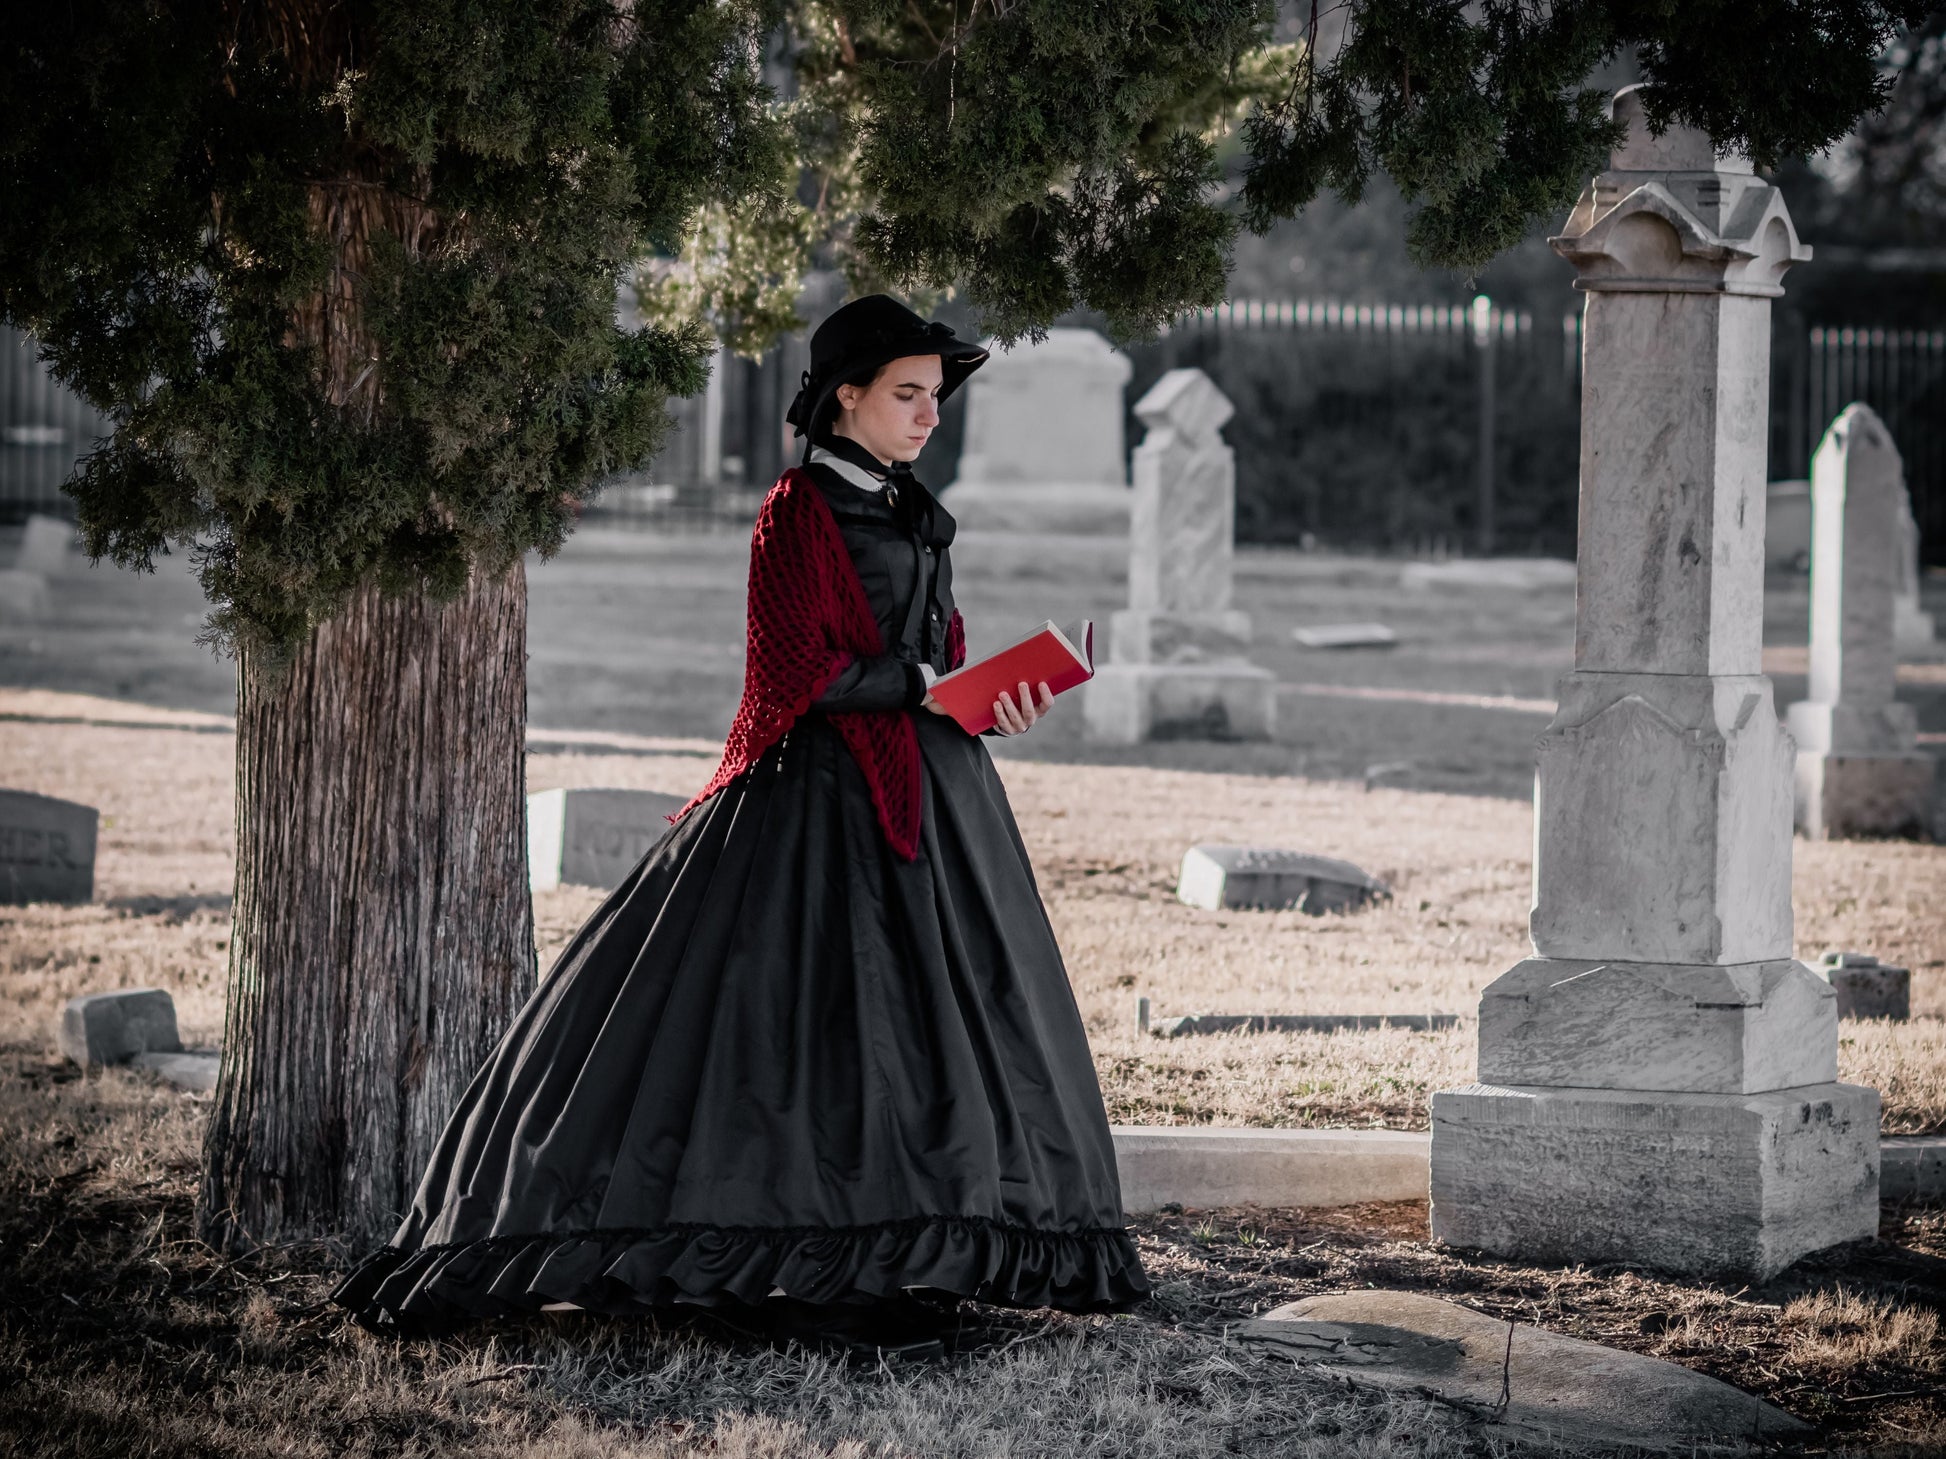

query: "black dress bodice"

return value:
[804, 460, 959, 714]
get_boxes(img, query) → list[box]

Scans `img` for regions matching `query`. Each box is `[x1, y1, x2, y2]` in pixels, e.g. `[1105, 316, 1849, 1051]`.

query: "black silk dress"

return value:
[329, 456, 1148, 1329]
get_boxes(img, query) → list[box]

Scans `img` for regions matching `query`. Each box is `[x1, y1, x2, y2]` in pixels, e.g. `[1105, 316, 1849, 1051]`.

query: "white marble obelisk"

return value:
[1429, 87, 1879, 1281]
[1083, 369, 1274, 743]
[1788, 405, 1936, 838]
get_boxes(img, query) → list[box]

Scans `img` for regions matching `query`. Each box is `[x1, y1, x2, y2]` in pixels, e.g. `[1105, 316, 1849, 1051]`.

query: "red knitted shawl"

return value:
[671, 468, 967, 860]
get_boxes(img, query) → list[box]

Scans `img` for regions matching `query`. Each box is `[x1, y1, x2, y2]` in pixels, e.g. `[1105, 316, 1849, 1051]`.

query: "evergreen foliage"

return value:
[1, 0, 782, 659]
[1, 1, 1928, 656]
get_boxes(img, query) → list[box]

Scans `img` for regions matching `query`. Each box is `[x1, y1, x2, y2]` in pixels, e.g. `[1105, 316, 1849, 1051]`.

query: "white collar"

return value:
[808, 444, 887, 495]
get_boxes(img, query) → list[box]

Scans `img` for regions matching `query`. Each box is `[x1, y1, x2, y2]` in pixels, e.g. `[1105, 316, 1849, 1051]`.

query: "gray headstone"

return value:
[16, 513, 74, 575]
[1240, 1291, 1806, 1450]
[1818, 950, 1910, 1020]
[61, 988, 182, 1068]
[1176, 844, 1388, 914]
[529, 787, 688, 891]
[0, 789, 98, 904]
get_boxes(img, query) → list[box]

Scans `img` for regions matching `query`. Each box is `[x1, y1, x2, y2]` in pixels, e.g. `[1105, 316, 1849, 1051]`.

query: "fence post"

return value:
[1471, 293, 1496, 554]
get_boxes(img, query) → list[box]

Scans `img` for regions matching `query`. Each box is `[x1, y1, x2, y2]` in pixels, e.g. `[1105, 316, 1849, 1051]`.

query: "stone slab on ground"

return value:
[1146, 1012, 1459, 1038]
[528, 786, 688, 892]
[0, 787, 97, 904]
[1291, 622, 1398, 649]
[130, 1049, 220, 1092]
[60, 988, 182, 1068]
[1819, 951, 1911, 1020]
[1175, 844, 1387, 913]
[1399, 558, 1576, 593]
[1238, 1290, 1807, 1452]
[1881, 1135, 1946, 1202]
[1111, 1126, 1428, 1212]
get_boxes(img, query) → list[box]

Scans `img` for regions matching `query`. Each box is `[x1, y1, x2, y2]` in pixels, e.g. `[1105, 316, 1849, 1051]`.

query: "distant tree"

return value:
[0, 0, 1924, 1249]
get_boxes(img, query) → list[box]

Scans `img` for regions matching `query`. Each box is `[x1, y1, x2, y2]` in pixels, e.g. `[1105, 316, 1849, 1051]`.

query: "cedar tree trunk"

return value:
[198, 567, 536, 1251]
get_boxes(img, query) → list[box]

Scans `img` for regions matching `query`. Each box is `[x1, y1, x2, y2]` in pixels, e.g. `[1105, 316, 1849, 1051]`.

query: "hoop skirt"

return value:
[330, 708, 1148, 1329]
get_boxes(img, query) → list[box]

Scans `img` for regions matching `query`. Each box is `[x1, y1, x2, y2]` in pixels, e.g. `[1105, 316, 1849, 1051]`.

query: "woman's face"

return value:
[832, 354, 944, 463]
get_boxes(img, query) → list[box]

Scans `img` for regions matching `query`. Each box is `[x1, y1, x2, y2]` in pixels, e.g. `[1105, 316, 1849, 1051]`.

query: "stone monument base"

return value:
[1084, 663, 1275, 744]
[1794, 751, 1935, 839]
[941, 482, 1131, 536]
[1430, 1081, 1880, 1281]
[1477, 956, 1837, 1094]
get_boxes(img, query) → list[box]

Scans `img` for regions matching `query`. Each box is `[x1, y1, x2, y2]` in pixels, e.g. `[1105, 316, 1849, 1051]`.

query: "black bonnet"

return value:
[785, 295, 988, 451]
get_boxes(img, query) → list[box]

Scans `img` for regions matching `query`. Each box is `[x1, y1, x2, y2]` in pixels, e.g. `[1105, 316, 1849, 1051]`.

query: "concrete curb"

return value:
[1113, 1127, 1945, 1212]
[1112, 1126, 1429, 1211]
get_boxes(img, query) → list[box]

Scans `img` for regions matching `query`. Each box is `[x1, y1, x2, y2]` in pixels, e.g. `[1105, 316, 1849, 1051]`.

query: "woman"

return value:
[329, 295, 1148, 1351]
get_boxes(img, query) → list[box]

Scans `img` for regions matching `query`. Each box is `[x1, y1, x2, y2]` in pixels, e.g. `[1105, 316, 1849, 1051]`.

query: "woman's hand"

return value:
[992, 681, 1054, 735]
[921, 693, 952, 715]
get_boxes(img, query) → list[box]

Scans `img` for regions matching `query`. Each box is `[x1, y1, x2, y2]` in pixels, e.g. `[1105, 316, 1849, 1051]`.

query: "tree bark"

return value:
[199, 564, 536, 1251]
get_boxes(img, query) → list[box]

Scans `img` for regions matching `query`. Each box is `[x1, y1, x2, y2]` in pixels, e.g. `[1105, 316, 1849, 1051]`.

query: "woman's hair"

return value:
[813, 361, 888, 441]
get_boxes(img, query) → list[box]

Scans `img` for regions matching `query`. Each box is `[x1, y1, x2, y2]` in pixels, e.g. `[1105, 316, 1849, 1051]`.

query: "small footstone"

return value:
[130, 1049, 220, 1092]
[1176, 845, 1387, 914]
[1819, 951, 1910, 1020]
[1239, 1291, 1806, 1452]
[60, 988, 182, 1068]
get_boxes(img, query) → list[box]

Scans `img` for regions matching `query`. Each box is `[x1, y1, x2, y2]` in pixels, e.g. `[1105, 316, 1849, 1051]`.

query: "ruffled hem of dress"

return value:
[328, 1215, 1149, 1330]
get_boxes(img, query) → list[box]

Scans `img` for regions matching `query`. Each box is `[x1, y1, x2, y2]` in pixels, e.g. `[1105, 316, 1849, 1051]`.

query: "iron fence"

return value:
[1128, 296, 1582, 556]
[6, 302, 1943, 563]
[1772, 324, 1946, 561]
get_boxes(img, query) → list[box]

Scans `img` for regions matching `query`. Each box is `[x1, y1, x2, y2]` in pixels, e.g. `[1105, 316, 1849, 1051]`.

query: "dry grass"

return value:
[3, 689, 1944, 1133]
[6, 1051, 1943, 1457]
[0, 1057, 1498, 1459]
[1776, 1287, 1943, 1379]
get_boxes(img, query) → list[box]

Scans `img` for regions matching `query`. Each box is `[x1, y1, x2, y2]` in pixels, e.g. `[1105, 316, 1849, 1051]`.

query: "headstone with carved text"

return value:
[0, 789, 97, 904]
[528, 787, 688, 892]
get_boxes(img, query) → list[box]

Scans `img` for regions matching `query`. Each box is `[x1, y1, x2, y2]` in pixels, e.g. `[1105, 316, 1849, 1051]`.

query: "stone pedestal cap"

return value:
[1551, 85, 1810, 296]
[1134, 368, 1233, 442]
[1478, 956, 1835, 1094]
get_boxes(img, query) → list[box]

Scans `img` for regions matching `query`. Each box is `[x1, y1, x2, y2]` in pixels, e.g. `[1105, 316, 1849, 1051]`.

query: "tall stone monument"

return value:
[1787, 405, 1936, 839]
[1430, 87, 1879, 1281]
[945, 328, 1133, 535]
[1084, 369, 1274, 743]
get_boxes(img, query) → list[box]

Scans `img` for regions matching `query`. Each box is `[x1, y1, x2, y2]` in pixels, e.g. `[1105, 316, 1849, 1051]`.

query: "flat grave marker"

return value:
[1175, 844, 1388, 914]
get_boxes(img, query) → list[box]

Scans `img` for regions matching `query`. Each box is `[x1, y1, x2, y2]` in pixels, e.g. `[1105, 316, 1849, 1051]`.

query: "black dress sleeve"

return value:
[811, 657, 929, 714]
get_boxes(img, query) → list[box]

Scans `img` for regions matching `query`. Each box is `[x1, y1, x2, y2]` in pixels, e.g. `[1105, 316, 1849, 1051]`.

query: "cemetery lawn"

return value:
[6, 689, 1943, 1136]
[3, 1053, 1942, 1456]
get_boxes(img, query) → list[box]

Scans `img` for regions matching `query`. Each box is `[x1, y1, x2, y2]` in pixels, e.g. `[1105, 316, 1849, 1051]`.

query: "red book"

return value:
[926, 620, 1095, 734]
